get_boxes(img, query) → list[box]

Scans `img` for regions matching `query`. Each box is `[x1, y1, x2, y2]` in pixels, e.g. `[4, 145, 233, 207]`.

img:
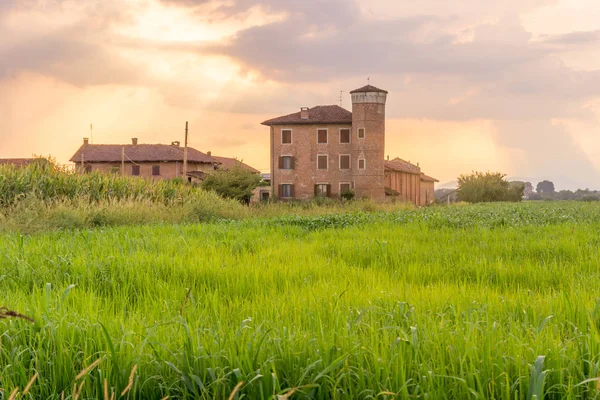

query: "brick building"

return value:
[385, 158, 439, 206]
[262, 84, 438, 204]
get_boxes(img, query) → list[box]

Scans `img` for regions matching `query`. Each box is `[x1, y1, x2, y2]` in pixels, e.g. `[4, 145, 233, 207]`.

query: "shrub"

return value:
[457, 172, 524, 203]
[341, 190, 356, 201]
[201, 166, 261, 204]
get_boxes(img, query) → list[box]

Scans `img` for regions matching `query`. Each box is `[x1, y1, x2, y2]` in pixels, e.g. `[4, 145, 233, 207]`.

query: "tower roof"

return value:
[350, 85, 388, 94]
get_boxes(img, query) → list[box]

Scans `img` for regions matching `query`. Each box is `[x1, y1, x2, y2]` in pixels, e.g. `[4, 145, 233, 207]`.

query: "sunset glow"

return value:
[1, 0, 599, 188]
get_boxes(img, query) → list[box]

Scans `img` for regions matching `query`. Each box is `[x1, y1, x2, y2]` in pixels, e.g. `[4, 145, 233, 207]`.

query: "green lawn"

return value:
[1, 202, 600, 399]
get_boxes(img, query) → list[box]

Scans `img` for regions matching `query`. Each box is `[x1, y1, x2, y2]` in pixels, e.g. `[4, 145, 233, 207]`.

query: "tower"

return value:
[350, 84, 388, 199]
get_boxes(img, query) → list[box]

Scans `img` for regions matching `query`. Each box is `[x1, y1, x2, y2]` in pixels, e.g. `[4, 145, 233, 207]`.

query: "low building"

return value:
[385, 158, 438, 206]
[420, 174, 439, 205]
[69, 138, 216, 180]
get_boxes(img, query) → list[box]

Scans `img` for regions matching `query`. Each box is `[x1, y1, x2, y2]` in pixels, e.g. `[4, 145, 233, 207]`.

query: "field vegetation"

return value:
[0, 163, 410, 233]
[1, 200, 600, 398]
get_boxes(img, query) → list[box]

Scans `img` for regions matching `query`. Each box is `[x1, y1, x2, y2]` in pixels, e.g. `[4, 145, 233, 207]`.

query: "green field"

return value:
[2, 202, 600, 399]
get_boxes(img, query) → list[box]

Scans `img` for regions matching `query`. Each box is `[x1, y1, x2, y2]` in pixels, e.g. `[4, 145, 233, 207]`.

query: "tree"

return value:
[201, 166, 261, 204]
[511, 181, 534, 199]
[457, 171, 524, 203]
[536, 180, 555, 194]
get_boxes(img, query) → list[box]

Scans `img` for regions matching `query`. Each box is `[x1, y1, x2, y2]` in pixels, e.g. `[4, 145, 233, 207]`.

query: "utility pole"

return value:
[90, 124, 93, 144]
[183, 121, 189, 182]
[121, 147, 125, 176]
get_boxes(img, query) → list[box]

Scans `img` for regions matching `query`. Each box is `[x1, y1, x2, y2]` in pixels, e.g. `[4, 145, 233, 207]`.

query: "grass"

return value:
[1, 202, 600, 398]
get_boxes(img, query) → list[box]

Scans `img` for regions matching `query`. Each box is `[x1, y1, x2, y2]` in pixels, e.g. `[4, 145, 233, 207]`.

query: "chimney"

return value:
[300, 107, 309, 120]
[207, 151, 212, 156]
[171, 141, 180, 147]
[83, 137, 89, 145]
[132, 138, 138, 146]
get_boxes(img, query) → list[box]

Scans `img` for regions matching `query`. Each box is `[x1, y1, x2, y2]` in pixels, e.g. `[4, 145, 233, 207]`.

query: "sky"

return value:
[1, 0, 599, 189]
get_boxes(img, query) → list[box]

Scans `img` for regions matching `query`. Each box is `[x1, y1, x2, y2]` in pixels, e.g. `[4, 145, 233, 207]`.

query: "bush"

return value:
[457, 172, 524, 203]
[201, 166, 261, 204]
[341, 190, 356, 201]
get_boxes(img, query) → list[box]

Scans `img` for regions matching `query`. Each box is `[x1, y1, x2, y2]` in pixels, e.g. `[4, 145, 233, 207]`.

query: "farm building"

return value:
[262, 84, 438, 205]
[69, 138, 258, 182]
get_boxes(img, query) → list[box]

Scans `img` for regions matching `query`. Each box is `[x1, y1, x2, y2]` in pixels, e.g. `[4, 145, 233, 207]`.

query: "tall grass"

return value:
[1, 202, 600, 398]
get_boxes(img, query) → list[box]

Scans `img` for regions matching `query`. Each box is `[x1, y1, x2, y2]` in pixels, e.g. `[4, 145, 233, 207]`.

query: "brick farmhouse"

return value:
[69, 138, 258, 181]
[262, 84, 437, 205]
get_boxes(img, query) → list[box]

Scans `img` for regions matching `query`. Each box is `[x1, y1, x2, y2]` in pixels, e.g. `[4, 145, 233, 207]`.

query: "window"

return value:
[340, 183, 351, 194]
[132, 165, 140, 176]
[280, 184, 293, 198]
[279, 156, 294, 170]
[317, 129, 328, 144]
[340, 129, 351, 144]
[358, 128, 365, 139]
[339, 155, 350, 170]
[317, 154, 328, 170]
[358, 159, 366, 170]
[260, 191, 270, 201]
[152, 165, 160, 176]
[282, 130, 292, 144]
[110, 166, 120, 174]
[84, 165, 92, 174]
[315, 183, 330, 197]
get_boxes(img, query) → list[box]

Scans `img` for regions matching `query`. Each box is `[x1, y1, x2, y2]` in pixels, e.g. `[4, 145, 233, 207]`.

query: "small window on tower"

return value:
[358, 128, 365, 139]
[358, 159, 366, 170]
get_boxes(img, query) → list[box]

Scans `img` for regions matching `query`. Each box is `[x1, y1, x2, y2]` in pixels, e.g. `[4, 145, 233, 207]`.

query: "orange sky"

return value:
[1, 0, 599, 188]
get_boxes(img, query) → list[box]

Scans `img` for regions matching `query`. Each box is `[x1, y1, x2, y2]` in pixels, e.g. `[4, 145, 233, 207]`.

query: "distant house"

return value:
[210, 153, 260, 174]
[261, 84, 438, 205]
[69, 138, 260, 182]
[69, 138, 215, 180]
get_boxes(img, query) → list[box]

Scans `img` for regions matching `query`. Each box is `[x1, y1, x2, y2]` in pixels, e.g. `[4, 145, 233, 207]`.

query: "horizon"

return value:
[1, 0, 600, 190]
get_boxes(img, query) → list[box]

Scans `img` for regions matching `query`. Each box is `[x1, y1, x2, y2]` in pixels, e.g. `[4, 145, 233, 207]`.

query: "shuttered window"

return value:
[339, 155, 350, 170]
[315, 184, 330, 197]
[152, 165, 160, 176]
[317, 129, 328, 144]
[317, 154, 328, 170]
[279, 184, 294, 198]
[282, 130, 292, 144]
[279, 156, 294, 170]
[132, 165, 140, 176]
[340, 129, 351, 143]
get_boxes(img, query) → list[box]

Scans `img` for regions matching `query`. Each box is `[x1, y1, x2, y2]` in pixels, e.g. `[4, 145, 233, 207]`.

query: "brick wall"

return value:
[420, 181, 435, 206]
[385, 170, 421, 205]
[272, 123, 356, 199]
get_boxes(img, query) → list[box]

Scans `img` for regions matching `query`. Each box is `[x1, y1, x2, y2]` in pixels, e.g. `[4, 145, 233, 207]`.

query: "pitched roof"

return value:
[261, 105, 352, 126]
[350, 85, 388, 94]
[212, 156, 260, 174]
[384, 158, 421, 174]
[420, 173, 439, 183]
[69, 144, 214, 164]
[0, 158, 43, 167]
